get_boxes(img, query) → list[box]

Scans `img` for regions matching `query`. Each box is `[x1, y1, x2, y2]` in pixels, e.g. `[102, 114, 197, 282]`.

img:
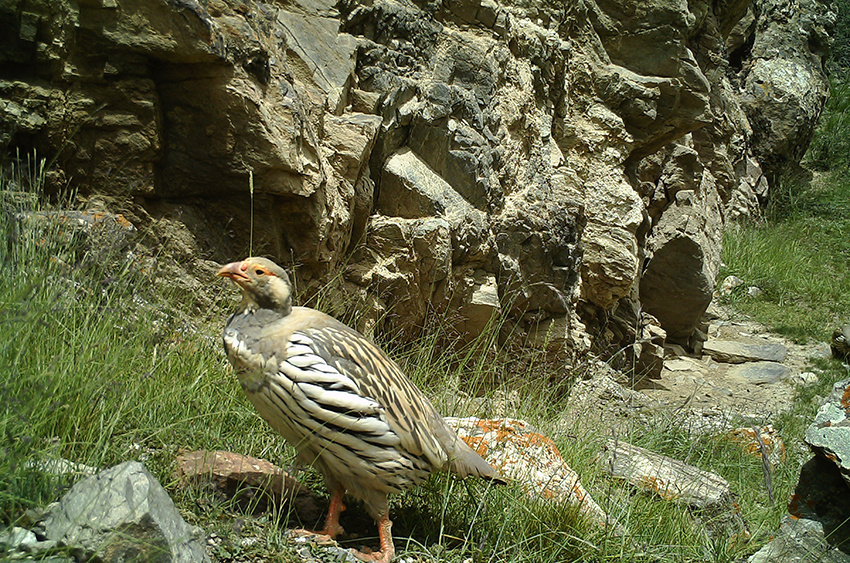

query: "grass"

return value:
[720, 132, 850, 343]
[715, 70, 850, 554]
[806, 71, 850, 173]
[0, 145, 847, 563]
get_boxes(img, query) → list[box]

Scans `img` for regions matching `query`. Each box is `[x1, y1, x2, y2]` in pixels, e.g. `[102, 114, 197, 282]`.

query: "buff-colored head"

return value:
[218, 257, 292, 314]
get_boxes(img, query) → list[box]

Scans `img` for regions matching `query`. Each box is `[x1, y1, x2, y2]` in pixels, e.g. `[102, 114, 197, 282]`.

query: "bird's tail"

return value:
[446, 435, 506, 485]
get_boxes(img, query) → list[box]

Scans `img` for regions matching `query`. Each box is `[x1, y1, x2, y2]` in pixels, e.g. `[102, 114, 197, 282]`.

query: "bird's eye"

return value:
[256, 269, 265, 276]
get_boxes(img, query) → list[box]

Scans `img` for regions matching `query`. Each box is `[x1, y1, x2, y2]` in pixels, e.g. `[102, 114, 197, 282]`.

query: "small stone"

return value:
[718, 275, 745, 296]
[664, 357, 703, 372]
[746, 286, 762, 298]
[0, 526, 37, 548]
[791, 371, 819, 386]
[714, 386, 734, 397]
[26, 457, 98, 477]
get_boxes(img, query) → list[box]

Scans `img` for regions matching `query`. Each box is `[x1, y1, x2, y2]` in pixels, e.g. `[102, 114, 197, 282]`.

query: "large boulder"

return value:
[738, 0, 834, 182]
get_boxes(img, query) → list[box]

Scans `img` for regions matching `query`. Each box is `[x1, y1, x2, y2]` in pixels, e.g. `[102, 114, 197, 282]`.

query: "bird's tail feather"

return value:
[448, 437, 506, 485]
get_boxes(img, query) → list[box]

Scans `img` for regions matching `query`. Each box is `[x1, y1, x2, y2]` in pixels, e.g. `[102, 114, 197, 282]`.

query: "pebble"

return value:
[790, 371, 819, 386]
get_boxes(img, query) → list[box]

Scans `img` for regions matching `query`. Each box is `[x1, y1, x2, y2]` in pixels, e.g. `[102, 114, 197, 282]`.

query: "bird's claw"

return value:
[287, 529, 338, 546]
[350, 547, 392, 563]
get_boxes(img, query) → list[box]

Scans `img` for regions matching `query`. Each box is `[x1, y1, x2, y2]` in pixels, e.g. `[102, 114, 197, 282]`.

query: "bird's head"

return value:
[218, 257, 293, 315]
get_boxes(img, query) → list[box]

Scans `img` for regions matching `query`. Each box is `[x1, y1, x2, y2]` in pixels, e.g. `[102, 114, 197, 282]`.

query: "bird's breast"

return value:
[223, 324, 279, 392]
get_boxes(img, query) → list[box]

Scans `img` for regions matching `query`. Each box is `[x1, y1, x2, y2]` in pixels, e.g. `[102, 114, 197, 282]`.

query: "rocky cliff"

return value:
[0, 0, 833, 361]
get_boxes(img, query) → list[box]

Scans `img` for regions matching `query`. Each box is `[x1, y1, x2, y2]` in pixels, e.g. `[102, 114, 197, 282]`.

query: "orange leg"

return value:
[320, 487, 346, 539]
[290, 487, 346, 541]
[351, 515, 394, 563]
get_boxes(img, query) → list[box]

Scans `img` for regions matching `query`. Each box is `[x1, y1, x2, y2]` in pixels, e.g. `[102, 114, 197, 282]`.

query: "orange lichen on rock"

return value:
[841, 386, 850, 411]
[444, 417, 624, 534]
[459, 435, 489, 458]
[729, 425, 786, 464]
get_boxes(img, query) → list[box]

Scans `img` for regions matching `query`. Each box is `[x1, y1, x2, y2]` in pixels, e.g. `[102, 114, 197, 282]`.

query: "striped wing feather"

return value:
[299, 323, 451, 472]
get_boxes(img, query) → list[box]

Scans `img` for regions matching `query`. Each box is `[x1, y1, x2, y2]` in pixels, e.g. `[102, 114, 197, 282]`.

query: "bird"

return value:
[218, 256, 504, 562]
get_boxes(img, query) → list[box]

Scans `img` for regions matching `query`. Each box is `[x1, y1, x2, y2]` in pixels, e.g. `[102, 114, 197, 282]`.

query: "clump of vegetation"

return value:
[806, 72, 850, 173]
[721, 69, 850, 343]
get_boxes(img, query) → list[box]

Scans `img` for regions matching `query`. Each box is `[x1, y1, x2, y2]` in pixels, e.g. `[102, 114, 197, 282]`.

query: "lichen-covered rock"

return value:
[739, 0, 834, 182]
[805, 379, 850, 488]
[446, 417, 624, 533]
[750, 392, 850, 563]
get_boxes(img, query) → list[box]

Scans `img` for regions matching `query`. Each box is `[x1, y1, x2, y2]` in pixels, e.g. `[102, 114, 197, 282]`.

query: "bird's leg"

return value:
[351, 515, 394, 563]
[290, 486, 346, 542]
[320, 487, 346, 539]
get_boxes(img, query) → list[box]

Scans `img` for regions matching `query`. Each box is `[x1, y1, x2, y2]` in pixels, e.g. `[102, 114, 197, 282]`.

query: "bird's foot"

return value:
[287, 528, 340, 546]
[350, 546, 394, 563]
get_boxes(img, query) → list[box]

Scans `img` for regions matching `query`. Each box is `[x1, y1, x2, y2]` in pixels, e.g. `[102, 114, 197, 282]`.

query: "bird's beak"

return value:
[218, 261, 249, 283]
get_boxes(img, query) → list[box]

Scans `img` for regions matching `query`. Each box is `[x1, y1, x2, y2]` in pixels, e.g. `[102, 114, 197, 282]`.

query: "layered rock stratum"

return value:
[0, 0, 833, 357]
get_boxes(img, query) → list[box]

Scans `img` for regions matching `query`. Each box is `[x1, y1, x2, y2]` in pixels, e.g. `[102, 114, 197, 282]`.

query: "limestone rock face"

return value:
[739, 0, 834, 182]
[0, 0, 833, 354]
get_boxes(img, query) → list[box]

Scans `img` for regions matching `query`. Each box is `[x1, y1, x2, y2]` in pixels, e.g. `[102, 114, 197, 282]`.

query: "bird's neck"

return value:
[239, 294, 292, 317]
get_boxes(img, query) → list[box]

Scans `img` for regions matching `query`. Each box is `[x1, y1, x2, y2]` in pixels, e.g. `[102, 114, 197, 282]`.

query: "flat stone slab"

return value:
[703, 340, 787, 363]
[727, 361, 790, 385]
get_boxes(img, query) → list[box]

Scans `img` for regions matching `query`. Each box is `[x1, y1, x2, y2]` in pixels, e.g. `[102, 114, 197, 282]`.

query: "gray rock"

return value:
[805, 379, 850, 487]
[0, 526, 63, 561]
[727, 361, 790, 385]
[739, 0, 834, 182]
[42, 461, 209, 563]
[718, 275, 745, 296]
[749, 454, 850, 562]
[749, 515, 850, 563]
[0, 526, 37, 549]
[791, 371, 819, 386]
[702, 340, 787, 363]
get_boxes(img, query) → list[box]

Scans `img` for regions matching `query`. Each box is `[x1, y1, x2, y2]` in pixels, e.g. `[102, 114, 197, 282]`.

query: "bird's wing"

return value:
[294, 324, 451, 472]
